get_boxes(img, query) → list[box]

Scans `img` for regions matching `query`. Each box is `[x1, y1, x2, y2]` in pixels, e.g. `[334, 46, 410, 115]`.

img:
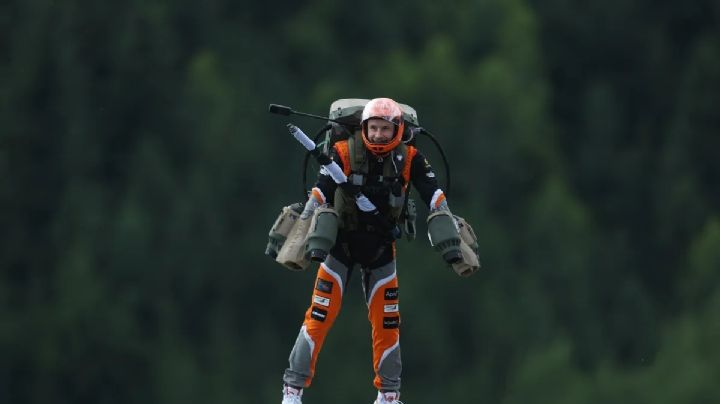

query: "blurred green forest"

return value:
[1, 0, 719, 403]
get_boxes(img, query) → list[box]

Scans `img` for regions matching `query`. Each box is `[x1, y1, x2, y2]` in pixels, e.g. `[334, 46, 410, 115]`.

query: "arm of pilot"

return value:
[301, 145, 341, 218]
[409, 151, 447, 211]
[409, 151, 455, 263]
[410, 150, 481, 275]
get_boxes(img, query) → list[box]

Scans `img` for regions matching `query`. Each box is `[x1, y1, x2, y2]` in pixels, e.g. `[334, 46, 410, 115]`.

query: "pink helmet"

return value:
[360, 98, 405, 155]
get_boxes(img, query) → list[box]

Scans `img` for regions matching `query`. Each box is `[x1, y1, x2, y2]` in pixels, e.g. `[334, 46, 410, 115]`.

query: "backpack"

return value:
[268, 98, 450, 206]
[303, 98, 422, 192]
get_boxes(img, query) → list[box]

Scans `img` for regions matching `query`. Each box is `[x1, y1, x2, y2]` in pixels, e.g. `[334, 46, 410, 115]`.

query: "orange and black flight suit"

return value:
[283, 138, 447, 392]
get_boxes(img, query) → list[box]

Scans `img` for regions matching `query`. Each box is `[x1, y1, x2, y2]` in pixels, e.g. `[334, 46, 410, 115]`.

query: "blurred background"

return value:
[1, 0, 719, 403]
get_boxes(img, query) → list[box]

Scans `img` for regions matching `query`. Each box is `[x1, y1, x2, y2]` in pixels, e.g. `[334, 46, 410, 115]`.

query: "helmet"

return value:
[360, 98, 405, 156]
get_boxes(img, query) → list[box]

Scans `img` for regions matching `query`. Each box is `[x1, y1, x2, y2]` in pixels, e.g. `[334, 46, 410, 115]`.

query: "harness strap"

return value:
[334, 140, 351, 176]
[333, 134, 416, 232]
[335, 137, 414, 185]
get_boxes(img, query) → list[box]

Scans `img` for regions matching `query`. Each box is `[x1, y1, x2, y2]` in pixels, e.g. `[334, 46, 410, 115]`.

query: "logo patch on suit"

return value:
[383, 316, 400, 329]
[316, 278, 333, 294]
[384, 304, 399, 313]
[384, 287, 399, 300]
[310, 307, 328, 322]
[313, 295, 331, 307]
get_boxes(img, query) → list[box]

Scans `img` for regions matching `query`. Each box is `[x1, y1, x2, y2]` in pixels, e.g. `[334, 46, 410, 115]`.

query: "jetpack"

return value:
[267, 99, 452, 199]
[264, 120, 402, 270]
[264, 99, 479, 277]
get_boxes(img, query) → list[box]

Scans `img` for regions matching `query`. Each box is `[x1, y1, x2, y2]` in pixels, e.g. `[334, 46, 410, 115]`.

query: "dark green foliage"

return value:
[1, 0, 718, 403]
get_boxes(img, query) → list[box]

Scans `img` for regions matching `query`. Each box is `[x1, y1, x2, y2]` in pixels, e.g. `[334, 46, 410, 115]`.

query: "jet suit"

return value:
[282, 136, 448, 392]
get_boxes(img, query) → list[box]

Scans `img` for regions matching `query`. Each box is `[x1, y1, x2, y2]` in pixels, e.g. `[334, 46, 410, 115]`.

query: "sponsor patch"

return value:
[383, 316, 400, 329]
[384, 287, 399, 300]
[310, 307, 327, 322]
[384, 304, 399, 313]
[316, 278, 333, 294]
[313, 295, 331, 307]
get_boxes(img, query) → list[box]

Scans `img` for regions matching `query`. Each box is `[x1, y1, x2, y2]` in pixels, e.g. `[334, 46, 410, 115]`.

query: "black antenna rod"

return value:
[268, 103, 344, 124]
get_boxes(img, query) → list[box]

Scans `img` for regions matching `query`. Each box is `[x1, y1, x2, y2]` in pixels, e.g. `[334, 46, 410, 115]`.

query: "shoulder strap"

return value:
[333, 140, 351, 176]
[343, 133, 413, 185]
[347, 131, 367, 172]
[401, 145, 417, 190]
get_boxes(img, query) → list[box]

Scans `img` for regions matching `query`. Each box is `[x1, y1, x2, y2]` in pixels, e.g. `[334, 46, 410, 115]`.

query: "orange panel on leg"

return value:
[301, 264, 343, 386]
[367, 275, 400, 388]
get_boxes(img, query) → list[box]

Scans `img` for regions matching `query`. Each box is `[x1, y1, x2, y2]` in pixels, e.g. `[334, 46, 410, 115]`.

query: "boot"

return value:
[282, 384, 303, 404]
[373, 390, 403, 404]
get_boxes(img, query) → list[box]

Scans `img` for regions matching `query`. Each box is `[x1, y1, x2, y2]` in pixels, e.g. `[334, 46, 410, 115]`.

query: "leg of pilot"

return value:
[362, 258, 401, 392]
[283, 254, 349, 388]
